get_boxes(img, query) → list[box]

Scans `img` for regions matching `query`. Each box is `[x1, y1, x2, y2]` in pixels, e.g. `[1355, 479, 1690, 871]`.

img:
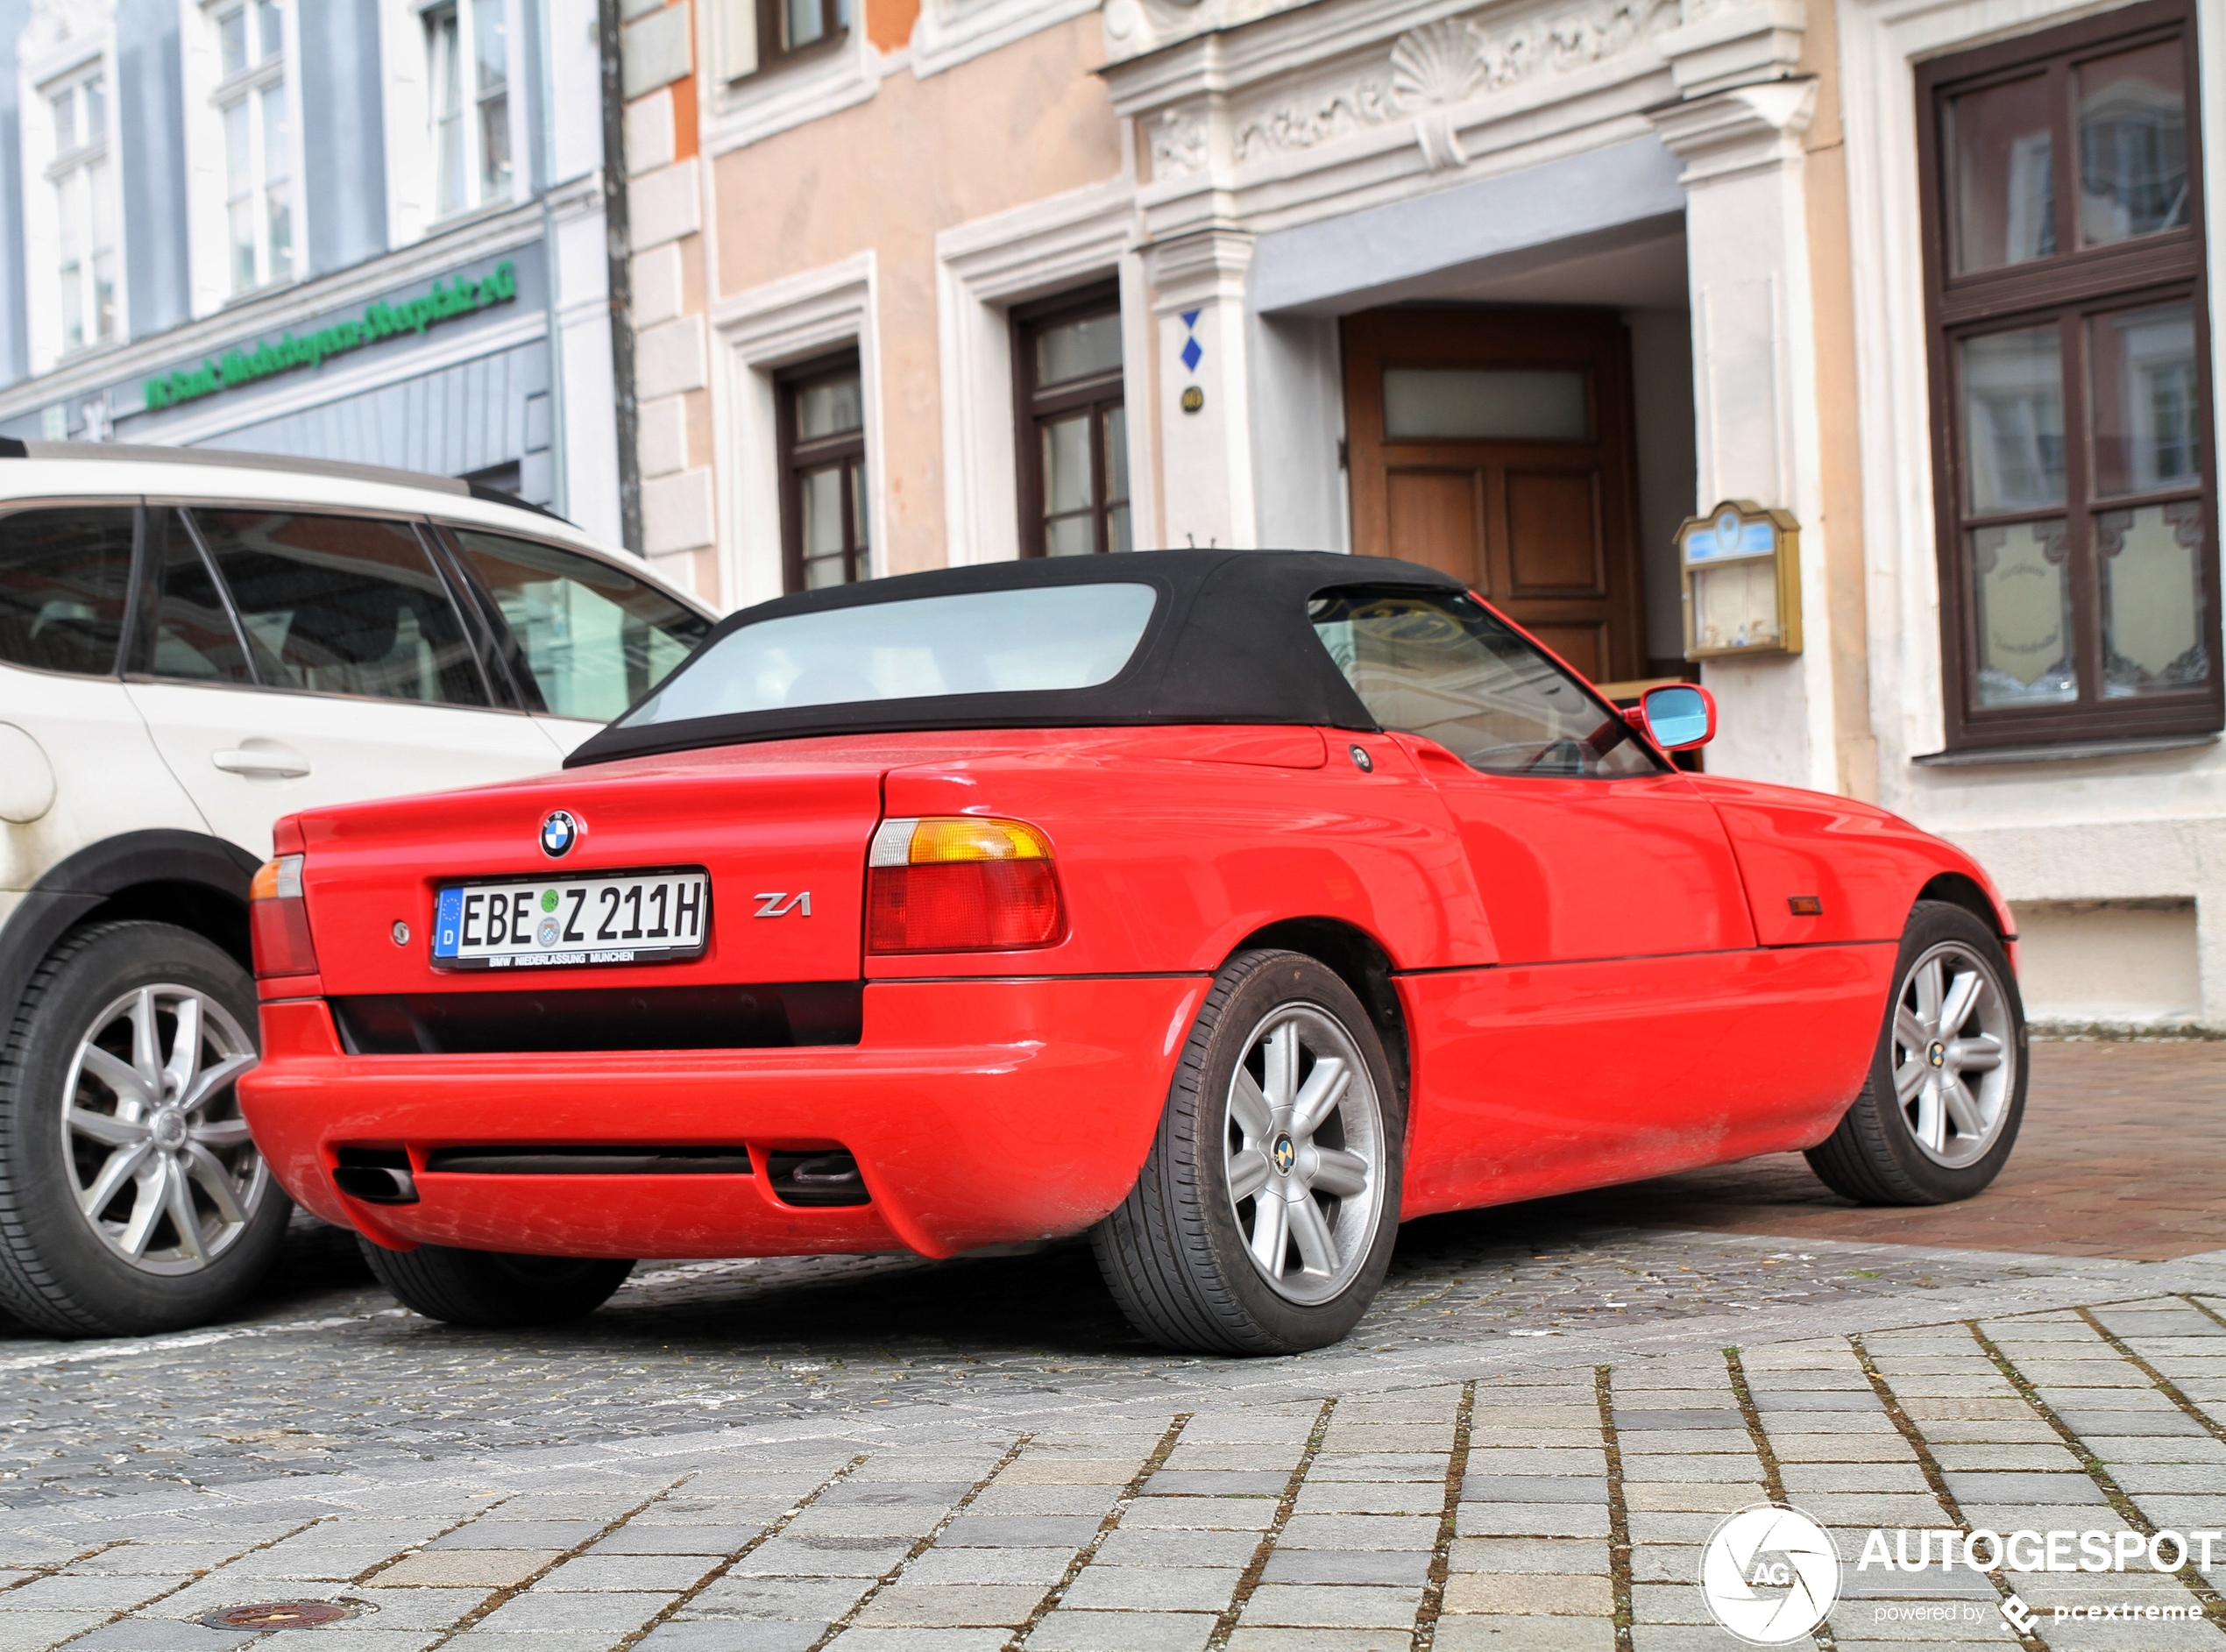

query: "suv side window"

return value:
[0, 507, 136, 676]
[449, 530, 710, 721]
[180, 510, 489, 706]
[1310, 586, 1662, 778]
[145, 508, 256, 683]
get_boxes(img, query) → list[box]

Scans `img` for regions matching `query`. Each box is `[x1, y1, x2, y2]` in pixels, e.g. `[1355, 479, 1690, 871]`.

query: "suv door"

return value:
[440, 528, 712, 755]
[124, 507, 566, 858]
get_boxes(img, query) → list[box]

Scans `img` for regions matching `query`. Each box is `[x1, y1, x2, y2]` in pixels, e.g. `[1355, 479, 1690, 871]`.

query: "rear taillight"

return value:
[249, 854, 320, 977]
[867, 817, 1064, 954]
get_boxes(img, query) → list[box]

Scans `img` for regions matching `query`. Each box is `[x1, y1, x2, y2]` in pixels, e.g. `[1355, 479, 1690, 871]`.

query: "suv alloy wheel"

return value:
[0, 922, 290, 1335]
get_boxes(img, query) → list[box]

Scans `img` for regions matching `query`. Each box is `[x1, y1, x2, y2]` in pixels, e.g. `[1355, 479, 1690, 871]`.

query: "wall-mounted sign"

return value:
[140, 260, 519, 414]
[1678, 499, 1802, 659]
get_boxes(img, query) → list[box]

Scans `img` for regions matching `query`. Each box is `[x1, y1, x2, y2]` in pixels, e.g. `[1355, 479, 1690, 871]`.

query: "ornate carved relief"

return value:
[1150, 106, 1211, 179]
[1231, 0, 1675, 170]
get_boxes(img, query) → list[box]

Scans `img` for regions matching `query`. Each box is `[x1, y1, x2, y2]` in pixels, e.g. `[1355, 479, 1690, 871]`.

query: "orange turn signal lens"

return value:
[249, 854, 302, 903]
[866, 817, 1064, 954]
[869, 817, 1051, 867]
[249, 854, 319, 978]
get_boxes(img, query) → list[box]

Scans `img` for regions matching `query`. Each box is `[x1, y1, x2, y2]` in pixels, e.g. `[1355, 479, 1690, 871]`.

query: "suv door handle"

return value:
[212, 745, 312, 778]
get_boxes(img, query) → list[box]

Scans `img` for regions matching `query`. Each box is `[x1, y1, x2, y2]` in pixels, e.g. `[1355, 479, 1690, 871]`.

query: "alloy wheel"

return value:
[1889, 941, 2015, 1168]
[1222, 1003, 1385, 1305]
[60, 985, 266, 1275]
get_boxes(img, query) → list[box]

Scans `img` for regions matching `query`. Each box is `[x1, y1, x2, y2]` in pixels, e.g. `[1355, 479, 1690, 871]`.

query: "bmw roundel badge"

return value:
[540, 810, 581, 858]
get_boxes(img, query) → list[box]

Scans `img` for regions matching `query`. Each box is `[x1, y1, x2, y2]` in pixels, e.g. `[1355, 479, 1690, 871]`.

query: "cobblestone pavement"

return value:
[0, 1040, 2222, 1651]
[0, 1228, 2220, 1650]
[0, 1212, 2074, 1505]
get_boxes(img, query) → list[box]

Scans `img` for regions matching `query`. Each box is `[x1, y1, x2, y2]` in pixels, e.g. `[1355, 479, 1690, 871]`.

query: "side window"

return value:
[1310, 587, 1661, 778]
[448, 530, 710, 721]
[778, 353, 869, 592]
[1015, 287, 1130, 557]
[0, 507, 134, 676]
[145, 508, 255, 683]
[185, 510, 489, 706]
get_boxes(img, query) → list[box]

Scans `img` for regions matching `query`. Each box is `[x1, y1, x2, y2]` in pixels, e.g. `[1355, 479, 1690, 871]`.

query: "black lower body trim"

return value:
[331, 982, 862, 1053]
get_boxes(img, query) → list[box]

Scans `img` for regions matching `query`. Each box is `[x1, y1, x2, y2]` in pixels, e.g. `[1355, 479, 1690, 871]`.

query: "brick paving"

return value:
[0, 1040, 2219, 1649]
[1538, 1042, 2226, 1261]
[0, 1269, 2222, 1650]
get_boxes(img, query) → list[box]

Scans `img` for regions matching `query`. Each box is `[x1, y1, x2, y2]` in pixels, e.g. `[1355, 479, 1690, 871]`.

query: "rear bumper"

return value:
[241, 975, 1208, 1260]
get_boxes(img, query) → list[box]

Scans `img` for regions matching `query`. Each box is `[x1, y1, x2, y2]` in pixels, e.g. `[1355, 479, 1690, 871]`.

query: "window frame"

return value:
[422, 0, 515, 222]
[715, 0, 850, 82]
[775, 351, 871, 594]
[207, 0, 294, 296]
[42, 59, 117, 355]
[1013, 283, 1129, 559]
[1918, 0, 2224, 748]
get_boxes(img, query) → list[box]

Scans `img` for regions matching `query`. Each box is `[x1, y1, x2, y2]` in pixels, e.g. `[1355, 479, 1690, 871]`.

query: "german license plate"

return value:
[431, 868, 710, 971]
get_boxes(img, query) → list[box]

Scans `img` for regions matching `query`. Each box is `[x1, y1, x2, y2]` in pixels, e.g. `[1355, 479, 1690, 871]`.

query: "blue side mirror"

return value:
[1641, 684, 1715, 751]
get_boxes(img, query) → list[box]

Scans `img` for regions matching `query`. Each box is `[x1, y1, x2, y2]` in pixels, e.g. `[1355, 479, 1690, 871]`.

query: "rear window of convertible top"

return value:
[619, 582, 1159, 728]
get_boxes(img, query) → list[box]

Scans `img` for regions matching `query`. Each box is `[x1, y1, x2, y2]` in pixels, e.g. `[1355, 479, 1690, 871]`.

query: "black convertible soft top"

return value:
[565, 549, 1464, 768]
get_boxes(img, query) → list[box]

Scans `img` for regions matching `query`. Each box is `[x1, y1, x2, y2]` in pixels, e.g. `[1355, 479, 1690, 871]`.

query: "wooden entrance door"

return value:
[1343, 308, 1647, 684]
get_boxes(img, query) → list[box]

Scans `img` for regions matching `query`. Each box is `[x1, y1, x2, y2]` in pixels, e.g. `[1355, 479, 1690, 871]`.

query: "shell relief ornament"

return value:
[1392, 18, 1488, 170]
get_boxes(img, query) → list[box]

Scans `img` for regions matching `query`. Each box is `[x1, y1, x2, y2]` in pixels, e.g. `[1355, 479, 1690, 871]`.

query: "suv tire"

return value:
[0, 921, 290, 1336]
[1093, 949, 1403, 1356]
[359, 1240, 634, 1328]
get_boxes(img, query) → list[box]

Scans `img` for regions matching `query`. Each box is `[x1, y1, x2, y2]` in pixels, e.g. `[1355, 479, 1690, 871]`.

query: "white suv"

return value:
[0, 442, 712, 1337]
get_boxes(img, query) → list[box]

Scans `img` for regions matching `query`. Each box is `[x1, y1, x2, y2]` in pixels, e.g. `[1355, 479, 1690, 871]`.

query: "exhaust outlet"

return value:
[333, 1149, 418, 1205]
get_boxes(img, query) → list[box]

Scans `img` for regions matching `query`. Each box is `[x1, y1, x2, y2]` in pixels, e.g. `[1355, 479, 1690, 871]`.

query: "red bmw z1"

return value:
[239, 551, 2027, 1354]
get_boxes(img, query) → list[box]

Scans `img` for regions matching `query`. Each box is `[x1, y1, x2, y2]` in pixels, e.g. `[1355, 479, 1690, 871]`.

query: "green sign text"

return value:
[141, 260, 518, 414]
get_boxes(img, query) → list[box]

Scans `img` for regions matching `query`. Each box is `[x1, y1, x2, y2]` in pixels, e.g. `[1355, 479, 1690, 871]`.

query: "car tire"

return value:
[1092, 948, 1404, 1356]
[0, 921, 290, 1336]
[1805, 900, 2029, 1206]
[359, 1239, 634, 1328]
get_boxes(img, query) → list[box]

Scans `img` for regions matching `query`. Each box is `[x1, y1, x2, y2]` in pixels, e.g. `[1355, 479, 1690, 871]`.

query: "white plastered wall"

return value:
[1650, 74, 1839, 794]
[1839, 0, 2226, 1026]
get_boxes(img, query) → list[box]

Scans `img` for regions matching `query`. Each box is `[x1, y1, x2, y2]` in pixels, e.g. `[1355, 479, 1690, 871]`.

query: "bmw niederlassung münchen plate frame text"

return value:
[431, 867, 712, 970]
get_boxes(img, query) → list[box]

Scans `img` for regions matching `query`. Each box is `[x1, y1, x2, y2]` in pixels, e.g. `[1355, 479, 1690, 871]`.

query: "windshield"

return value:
[620, 583, 1160, 728]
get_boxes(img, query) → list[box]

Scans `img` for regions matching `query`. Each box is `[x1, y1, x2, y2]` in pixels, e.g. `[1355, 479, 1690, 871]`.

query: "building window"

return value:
[210, 0, 290, 294]
[1920, 0, 2221, 748]
[426, 0, 511, 217]
[46, 66, 115, 352]
[1015, 287, 1130, 557]
[777, 354, 868, 592]
[712, 0, 852, 82]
